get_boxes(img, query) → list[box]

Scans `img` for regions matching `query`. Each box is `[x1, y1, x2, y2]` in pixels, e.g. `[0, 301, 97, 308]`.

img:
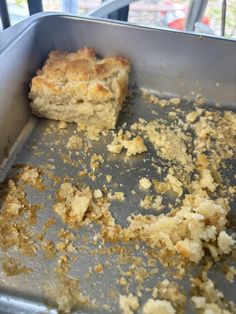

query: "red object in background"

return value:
[168, 18, 185, 30]
[167, 16, 210, 30]
[160, 0, 210, 30]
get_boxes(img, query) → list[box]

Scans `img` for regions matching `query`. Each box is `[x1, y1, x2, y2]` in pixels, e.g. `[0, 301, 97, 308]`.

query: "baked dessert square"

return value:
[29, 47, 130, 130]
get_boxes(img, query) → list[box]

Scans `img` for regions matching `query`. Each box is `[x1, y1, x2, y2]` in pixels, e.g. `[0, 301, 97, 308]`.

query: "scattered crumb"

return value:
[186, 109, 203, 123]
[108, 192, 125, 201]
[217, 231, 234, 254]
[45, 274, 89, 313]
[143, 299, 175, 314]
[94, 189, 103, 199]
[90, 154, 104, 171]
[169, 98, 180, 105]
[225, 266, 236, 283]
[58, 121, 67, 129]
[2, 258, 32, 276]
[94, 263, 104, 274]
[106, 175, 112, 183]
[66, 135, 82, 149]
[53, 183, 93, 226]
[123, 135, 147, 157]
[119, 293, 139, 314]
[139, 178, 152, 190]
[107, 130, 147, 157]
[140, 195, 154, 209]
[119, 277, 128, 286]
[21, 165, 44, 189]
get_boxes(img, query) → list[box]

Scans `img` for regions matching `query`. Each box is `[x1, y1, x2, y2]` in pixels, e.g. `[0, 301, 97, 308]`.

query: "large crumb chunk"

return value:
[123, 135, 147, 157]
[29, 47, 130, 131]
[54, 183, 93, 226]
[119, 293, 139, 314]
[107, 129, 147, 157]
[142, 299, 176, 314]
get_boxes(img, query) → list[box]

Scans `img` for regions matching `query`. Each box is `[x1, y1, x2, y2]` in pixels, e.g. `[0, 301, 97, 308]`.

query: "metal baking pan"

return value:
[0, 13, 235, 314]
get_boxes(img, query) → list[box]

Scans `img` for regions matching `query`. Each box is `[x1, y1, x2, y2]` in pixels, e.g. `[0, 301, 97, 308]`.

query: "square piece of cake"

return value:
[29, 47, 130, 130]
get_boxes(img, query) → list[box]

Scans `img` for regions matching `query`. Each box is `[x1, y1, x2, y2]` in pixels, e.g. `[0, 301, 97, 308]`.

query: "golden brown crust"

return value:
[31, 48, 130, 102]
[29, 47, 130, 129]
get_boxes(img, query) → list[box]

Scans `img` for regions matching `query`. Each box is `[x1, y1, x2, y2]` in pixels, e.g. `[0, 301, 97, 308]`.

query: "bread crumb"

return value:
[140, 195, 154, 209]
[143, 299, 175, 314]
[107, 138, 123, 154]
[94, 263, 104, 274]
[166, 172, 183, 196]
[108, 192, 125, 201]
[94, 189, 103, 199]
[186, 109, 203, 123]
[119, 293, 139, 314]
[58, 121, 67, 129]
[54, 183, 92, 226]
[191, 296, 206, 309]
[123, 135, 147, 157]
[21, 166, 43, 189]
[217, 231, 234, 254]
[169, 97, 180, 105]
[152, 196, 163, 211]
[176, 239, 204, 263]
[2, 258, 32, 276]
[119, 277, 128, 286]
[66, 135, 82, 149]
[90, 153, 104, 171]
[107, 131, 147, 157]
[225, 266, 236, 283]
[106, 175, 112, 183]
[199, 168, 217, 193]
[139, 178, 152, 190]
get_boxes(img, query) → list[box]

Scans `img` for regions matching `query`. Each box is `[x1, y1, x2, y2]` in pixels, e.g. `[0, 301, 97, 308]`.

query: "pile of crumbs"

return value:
[0, 91, 235, 314]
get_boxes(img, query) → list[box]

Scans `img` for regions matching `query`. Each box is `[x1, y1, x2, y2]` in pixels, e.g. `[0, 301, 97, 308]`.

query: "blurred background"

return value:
[1, 0, 236, 38]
